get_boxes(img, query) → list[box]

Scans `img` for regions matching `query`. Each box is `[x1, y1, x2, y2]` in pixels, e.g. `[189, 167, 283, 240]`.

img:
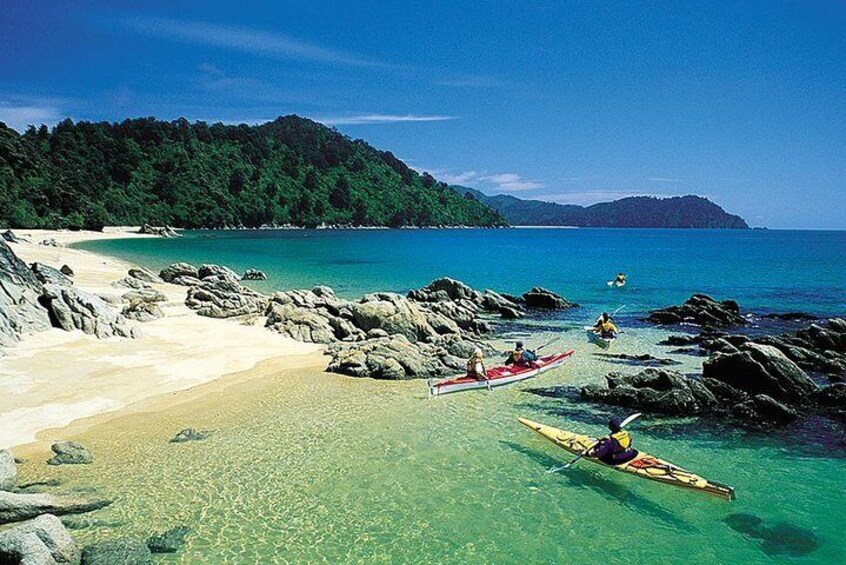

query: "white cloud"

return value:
[480, 172, 543, 191]
[126, 17, 386, 67]
[0, 101, 63, 132]
[314, 114, 456, 125]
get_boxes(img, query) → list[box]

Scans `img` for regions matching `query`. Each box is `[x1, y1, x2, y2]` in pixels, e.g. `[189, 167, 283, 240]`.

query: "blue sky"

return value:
[1, 1, 844, 228]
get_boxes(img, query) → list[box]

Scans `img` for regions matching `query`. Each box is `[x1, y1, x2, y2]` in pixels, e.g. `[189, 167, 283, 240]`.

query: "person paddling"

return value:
[505, 341, 538, 367]
[614, 273, 627, 285]
[466, 348, 488, 380]
[590, 415, 638, 465]
[593, 312, 619, 339]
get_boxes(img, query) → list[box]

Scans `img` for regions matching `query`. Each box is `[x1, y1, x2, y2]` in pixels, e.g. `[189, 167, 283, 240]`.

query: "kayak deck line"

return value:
[518, 417, 736, 501]
[428, 350, 575, 397]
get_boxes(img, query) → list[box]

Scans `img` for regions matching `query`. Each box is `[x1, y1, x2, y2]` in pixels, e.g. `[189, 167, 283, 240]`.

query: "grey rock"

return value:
[158, 263, 198, 283]
[81, 538, 152, 565]
[122, 301, 163, 323]
[170, 275, 203, 287]
[349, 294, 437, 343]
[0, 449, 16, 491]
[0, 240, 52, 347]
[138, 224, 179, 238]
[647, 293, 745, 328]
[241, 268, 267, 281]
[40, 285, 138, 339]
[813, 383, 846, 411]
[1, 230, 22, 243]
[197, 264, 240, 281]
[731, 394, 799, 424]
[46, 442, 92, 466]
[185, 280, 269, 319]
[580, 368, 718, 415]
[120, 289, 166, 304]
[59, 265, 74, 277]
[522, 287, 577, 310]
[0, 514, 80, 564]
[146, 526, 189, 554]
[702, 343, 818, 402]
[169, 429, 212, 443]
[30, 263, 73, 287]
[127, 267, 161, 284]
[39, 239, 61, 248]
[111, 277, 150, 290]
[0, 491, 111, 525]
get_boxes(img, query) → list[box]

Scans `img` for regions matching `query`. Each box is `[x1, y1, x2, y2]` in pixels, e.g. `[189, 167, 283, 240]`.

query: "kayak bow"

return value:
[428, 350, 574, 397]
[518, 417, 735, 500]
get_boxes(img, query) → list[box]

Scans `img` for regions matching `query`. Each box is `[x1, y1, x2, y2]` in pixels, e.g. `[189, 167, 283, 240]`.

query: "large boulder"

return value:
[197, 264, 240, 282]
[158, 263, 198, 283]
[580, 368, 718, 415]
[0, 491, 111, 525]
[185, 280, 269, 319]
[702, 343, 818, 402]
[39, 285, 138, 339]
[0, 514, 80, 564]
[0, 240, 51, 347]
[81, 538, 152, 565]
[731, 394, 799, 424]
[0, 450, 16, 491]
[521, 287, 576, 310]
[349, 293, 437, 343]
[1, 230, 22, 243]
[47, 441, 92, 466]
[647, 294, 745, 328]
[122, 301, 164, 323]
[30, 263, 73, 287]
[127, 267, 161, 284]
[241, 269, 267, 281]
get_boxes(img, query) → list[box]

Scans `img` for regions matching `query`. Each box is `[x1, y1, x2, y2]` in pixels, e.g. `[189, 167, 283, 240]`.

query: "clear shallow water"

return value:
[46, 228, 846, 563]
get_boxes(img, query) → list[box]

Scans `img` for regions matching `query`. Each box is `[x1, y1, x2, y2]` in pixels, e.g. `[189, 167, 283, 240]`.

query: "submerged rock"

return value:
[0, 514, 80, 564]
[594, 353, 682, 367]
[0, 491, 111, 524]
[81, 538, 152, 565]
[648, 294, 745, 328]
[169, 429, 213, 443]
[146, 526, 190, 554]
[47, 441, 92, 466]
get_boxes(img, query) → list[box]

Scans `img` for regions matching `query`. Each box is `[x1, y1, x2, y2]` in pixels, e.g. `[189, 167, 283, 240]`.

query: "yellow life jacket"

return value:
[511, 350, 523, 363]
[602, 322, 619, 333]
[611, 430, 631, 450]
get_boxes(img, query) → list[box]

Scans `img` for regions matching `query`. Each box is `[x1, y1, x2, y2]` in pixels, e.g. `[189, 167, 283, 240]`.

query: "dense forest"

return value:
[0, 116, 506, 230]
[456, 187, 749, 228]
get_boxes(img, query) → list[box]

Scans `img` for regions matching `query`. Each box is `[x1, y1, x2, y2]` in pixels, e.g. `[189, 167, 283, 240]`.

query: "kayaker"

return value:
[615, 273, 627, 285]
[599, 320, 619, 339]
[505, 341, 538, 366]
[591, 415, 638, 465]
[593, 312, 611, 330]
[466, 348, 487, 380]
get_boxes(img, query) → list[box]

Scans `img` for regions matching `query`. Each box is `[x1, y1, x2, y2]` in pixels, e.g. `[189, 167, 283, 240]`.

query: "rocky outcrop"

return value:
[169, 429, 212, 443]
[60, 265, 74, 277]
[407, 277, 524, 321]
[40, 285, 138, 339]
[242, 269, 267, 281]
[30, 263, 73, 287]
[1, 230, 23, 243]
[0, 240, 52, 347]
[0, 491, 111, 525]
[197, 264, 240, 282]
[185, 279, 268, 319]
[122, 301, 163, 323]
[581, 369, 718, 415]
[158, 262, 199, 283]
[127, 267, 161, 284]
[112, 276, 150, 290]
[0, 450, 16, 491]
[0, 514, 80, 564]
[702, 343, 818, 402]
[47, 441, 92, 466]
[521, 287, 578, 310]
[138, 224, 179, 238]
[81, 538, 152, 565]
[648, 294, 745, 328]
[121, 289, 166, 304]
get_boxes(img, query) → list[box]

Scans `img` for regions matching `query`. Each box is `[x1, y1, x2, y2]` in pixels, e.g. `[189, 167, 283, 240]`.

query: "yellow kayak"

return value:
[518, 417, 735, 500]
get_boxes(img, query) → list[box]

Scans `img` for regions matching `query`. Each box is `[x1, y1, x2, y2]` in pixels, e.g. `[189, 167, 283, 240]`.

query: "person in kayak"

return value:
[466, 348, 488, 380]
[591, 416, 638, 465]
[614, 273, 627, 285]
[593, 313, 619, 339]
[505, 341, 538, 367]
[593, 312, 611, 330]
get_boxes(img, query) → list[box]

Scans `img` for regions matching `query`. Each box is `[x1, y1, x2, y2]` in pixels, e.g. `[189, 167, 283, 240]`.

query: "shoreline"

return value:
[1, 228, 323, 450]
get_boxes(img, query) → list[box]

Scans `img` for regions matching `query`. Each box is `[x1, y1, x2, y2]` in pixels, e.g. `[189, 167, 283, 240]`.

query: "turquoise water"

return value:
[81, 228, 846, 316]
[58, 228, 846, 563]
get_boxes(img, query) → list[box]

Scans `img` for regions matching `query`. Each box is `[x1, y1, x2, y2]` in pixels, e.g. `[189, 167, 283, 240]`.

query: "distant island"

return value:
[0, 116, 505, 230]
[453, 187, 749, 229]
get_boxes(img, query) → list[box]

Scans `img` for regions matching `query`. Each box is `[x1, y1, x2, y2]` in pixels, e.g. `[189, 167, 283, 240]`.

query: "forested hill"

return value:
[454, 187, 749, 228]
[0, 116, 506, 230]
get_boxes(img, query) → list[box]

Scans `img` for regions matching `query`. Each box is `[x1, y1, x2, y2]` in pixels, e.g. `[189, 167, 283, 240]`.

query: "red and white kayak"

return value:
[428, 350, 575, 397]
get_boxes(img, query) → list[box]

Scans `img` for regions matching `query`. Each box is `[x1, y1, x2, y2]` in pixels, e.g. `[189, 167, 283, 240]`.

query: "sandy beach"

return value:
[1, 228, 323, 450]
